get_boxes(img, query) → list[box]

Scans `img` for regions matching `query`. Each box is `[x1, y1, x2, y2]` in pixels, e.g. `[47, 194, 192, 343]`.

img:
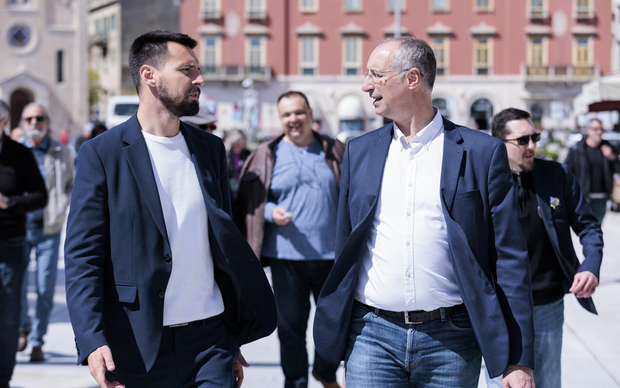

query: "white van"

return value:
[105, 95, 139, 129]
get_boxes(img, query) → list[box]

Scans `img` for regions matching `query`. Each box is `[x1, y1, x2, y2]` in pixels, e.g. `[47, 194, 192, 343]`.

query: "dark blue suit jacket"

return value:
[313, 118, 535, 378]
[531, 159, 603, 314]
[65, 115, 277, 376]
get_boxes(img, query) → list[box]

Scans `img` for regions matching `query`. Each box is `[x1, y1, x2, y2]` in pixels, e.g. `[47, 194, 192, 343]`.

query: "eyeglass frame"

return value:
[363, 68, 422, 83]
[23, 115, 47, 123]
[503, 133, 541, 146]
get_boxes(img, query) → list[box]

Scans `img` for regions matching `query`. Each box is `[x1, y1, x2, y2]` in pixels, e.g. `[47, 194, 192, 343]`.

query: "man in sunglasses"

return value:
[565, 118, 620, 222]
[489, 108, 603, 388]
[181, 105, 218, 133]
[18, 103, 74, 362]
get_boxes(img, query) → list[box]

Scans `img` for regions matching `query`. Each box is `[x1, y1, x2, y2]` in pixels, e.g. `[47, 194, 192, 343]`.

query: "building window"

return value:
[202, 0, 222, 19]
[574, 37, 590, 67]
[432, 98, 450, 118]
[203, 37, 219, 74]
[528, 0, 548, 19]
[474, 37, 490, 75]
[345, 0, 361, 12]
[299, 36, 318, 75]
[110, 14, 116, 30]
[246, 36, 265, 73]
[474, 0, 492, 12]
[529, 37, 544, 66]
[343, 36, 362, 75]
[574, 0, 593, 19]
[431, 37, 447, 75]
[432, 0, 448, 12]
[388, 0, 406, 13]
[57, 50, 64, 83]
[300, 0, 318, 12]
[7, 24, 31, 47]
[9, 0, 29, 5]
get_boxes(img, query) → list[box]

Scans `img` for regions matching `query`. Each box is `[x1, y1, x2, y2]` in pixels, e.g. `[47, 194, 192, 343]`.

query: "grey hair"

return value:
[0, 100, 9, 121]
[21, 102, 51, 124]
[378, 37, 437, 90]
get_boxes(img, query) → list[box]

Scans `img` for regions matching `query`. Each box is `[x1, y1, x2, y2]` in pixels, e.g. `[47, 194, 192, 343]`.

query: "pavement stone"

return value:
[10, 211, 620, 388]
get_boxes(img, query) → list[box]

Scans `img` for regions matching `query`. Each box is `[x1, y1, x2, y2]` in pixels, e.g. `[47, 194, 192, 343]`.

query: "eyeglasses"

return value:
[503, 133, 541, 146]
[23, 115, 46, 123]
[364, 68, 415, 82]
[198, 124, 216, 132]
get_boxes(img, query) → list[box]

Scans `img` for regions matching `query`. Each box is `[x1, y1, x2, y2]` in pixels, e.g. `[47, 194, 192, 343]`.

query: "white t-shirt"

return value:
[142, 130, 225, 326]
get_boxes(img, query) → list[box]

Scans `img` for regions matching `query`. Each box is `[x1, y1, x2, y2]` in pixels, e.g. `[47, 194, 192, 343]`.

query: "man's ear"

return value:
[140, 65, 156, 88]
[406, 68, 423, 90]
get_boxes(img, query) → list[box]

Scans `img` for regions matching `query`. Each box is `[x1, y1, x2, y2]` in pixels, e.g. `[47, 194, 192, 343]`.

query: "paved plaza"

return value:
[10, 211, 620, 388]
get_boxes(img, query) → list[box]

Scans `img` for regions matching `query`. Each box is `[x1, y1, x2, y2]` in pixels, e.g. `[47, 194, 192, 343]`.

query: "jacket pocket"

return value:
[103, 283, 138, 303]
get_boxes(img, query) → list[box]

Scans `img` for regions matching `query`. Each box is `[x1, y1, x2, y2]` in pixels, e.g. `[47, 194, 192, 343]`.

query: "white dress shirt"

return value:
[142, 130, 225, 326]
[355, 109, 463, 312]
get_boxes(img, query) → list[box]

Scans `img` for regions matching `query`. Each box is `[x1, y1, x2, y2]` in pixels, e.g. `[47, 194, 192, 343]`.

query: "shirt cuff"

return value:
[264, 202, 276, 223]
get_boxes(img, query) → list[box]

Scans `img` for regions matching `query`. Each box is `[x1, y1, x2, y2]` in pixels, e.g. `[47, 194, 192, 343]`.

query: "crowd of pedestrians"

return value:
[0, 30, 618, 388]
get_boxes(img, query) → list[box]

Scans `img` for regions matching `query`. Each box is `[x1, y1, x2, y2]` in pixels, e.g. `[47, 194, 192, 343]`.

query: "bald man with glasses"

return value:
[487, 108, 603, 388]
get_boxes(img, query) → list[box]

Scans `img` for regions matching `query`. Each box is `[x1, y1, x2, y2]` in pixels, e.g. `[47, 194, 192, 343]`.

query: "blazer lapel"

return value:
[440, 119, 464, 213]
[181, 124, 218, 208]
[365, 124, 393, 207]
[121, 115, 169, 243]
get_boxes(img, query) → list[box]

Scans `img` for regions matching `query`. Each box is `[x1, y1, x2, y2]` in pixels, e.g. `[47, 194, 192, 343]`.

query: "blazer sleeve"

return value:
[64, 141, 110, 365]
[562, 164, 603, 277]
[487, 142, 535, 368]
[11, 145, 48, 213]
[217, 139, 233, 217]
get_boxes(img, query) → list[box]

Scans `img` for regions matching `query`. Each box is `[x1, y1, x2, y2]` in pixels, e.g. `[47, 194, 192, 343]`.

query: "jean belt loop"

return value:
[372, 307, 380, 318]
[440, 307, 447, 322]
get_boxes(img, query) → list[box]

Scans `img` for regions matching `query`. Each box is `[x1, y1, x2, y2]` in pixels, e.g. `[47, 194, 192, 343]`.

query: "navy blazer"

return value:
[531, 159, 603, 314]
[65, 115, 277, 376]
[313, 118, 535, 379]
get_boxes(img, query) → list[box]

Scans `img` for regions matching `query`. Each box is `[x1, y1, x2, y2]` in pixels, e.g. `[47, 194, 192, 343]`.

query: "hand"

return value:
[570, 271, 599, 298]
[272, 206, 293, 226]
[502, 365, 534, 388]
[87, 345, 125, 388]
[601, 144, 616, 161]
[233, 351, 250, 388]
[0, 192, 8, 209]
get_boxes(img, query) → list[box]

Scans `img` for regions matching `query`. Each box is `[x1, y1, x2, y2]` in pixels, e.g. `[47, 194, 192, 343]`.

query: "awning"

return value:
[573, 74, 620, 115]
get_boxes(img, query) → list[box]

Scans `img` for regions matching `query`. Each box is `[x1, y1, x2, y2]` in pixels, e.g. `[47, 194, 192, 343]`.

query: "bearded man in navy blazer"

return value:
[64, 31, 276, 388]
[313, 37, 535, 388]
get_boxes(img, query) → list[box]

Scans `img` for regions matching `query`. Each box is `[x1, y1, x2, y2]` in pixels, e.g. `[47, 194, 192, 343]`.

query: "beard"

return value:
[157, 81, 200, 118]
[25, 127, 45, 139]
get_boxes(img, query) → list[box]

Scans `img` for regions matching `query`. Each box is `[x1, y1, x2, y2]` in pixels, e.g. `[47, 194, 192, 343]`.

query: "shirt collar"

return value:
[392, 107, 444, 150]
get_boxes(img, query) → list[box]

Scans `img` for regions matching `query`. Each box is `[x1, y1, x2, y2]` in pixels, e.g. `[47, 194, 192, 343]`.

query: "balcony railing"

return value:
[574, 7, 595, 20]
[528, 6, 549, 19]
[200, 9, 222, 20]
[201, 65, 272, 82]
[245, 9, 267, 20]
[89, 32, 108, 48]
[523, 64, 600, 80]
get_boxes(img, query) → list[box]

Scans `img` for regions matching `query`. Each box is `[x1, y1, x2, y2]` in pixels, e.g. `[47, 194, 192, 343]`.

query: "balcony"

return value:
[245, 9, 267, 20]
[89, 32, 108, 48]
[523, 64, 600, 81]
[200, 8, 222, 20]
[574, 7, 595, 20]
[201, 65, 272, 82]
[528, 6, 549, 20]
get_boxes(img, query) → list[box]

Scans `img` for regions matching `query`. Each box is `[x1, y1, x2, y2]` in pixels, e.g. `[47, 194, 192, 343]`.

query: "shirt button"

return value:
[407, 272, 412, 278]
[408, 182, 413, 187]
[163, 253, 171, 263]
[406, 240, 411, 246]
[158, 291, 165, 299]
[406, 211, 412, 216]
[410, 155, 415, 160]
[408, 302, 413, 306]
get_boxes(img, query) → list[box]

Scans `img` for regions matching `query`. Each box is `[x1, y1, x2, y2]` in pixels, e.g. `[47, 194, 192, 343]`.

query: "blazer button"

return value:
[158, 291, 165, 299]
[163, 253, 171, 263]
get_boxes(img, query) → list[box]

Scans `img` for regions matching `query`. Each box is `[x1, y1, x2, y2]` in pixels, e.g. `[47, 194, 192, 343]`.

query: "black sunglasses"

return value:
[503, 133, 540, 146]
[198, 124, 216, 131]
[23, 115, 46, 123]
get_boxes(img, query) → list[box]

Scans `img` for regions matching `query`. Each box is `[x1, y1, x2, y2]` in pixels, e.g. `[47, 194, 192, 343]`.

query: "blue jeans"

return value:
[19, 228, 61, 347]
[345, 301, 482, 388]
[0, 236, 28, 384]
[270, 258, 340, 388]
[485, 298, 564, 388]
[106, 316, 239, 387]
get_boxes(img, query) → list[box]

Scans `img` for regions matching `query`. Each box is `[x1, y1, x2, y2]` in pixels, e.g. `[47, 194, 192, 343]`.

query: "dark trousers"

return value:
[270, 258, 339, 388]
[0, 236, 27, 385]
[106, 316, 239, 388]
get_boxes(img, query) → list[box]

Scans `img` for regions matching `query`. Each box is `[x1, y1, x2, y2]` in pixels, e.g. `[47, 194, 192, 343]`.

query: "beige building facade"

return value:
[0, 0, 88, 135]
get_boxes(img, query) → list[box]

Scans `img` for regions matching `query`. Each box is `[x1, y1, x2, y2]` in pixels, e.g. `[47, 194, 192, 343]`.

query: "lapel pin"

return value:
[550, 196, 560, 209]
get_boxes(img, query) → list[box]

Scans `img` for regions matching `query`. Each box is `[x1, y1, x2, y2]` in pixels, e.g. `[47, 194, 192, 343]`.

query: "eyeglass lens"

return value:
[516, 133, 541, 145]
[24, 116, 46, 123]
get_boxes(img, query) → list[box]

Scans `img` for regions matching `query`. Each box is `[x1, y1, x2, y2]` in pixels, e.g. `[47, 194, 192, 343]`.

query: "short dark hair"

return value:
[379, 37, 437, 90]
[491, 108, 532, 140]
[277, 91, 311, 110]
[129, 30, 197, 93]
